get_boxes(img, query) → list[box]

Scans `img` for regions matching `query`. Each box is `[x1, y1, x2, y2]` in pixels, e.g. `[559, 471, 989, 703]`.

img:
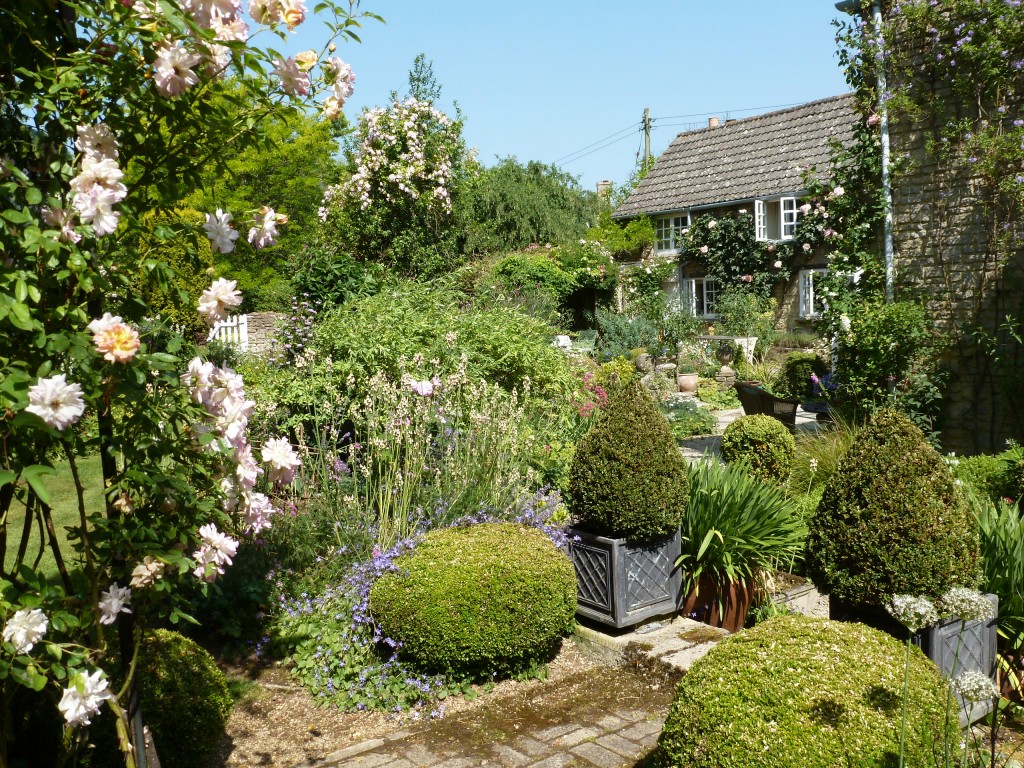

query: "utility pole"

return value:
[643, 107, 651, 171]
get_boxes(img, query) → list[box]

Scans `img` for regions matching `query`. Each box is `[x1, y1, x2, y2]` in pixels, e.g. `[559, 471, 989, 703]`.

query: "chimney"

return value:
[596, 179, 613, 199]
[708, 116, 720, 128]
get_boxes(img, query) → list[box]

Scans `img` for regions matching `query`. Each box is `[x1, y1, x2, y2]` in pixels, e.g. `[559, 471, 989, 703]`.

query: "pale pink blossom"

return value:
[261, 437, 301, 484]
[212, 14, 249, 40]
[98, 583, 132, 625]
[247, 206, 286, 248]
[273, 57, 310, 97]
[831, 185, 845, 198]
[2, 608, 48, 654]
[153, 41, 201, 98]
[26, 374, 85, 430]
[324, 56, 355, 101]
[699, 245, 709, 254]
[294, 49, 317, 70]
[867, 113, 880, 127]
[197, 278, 242, 324]
[235, 442, 262, 491]
[130, 556, 166, 589]
[75, 124, 119, 161]
[88, 313, 141, 363]
[249, 0, 283, 24]
[72, 185, 123, 236]
[181, 356, 216, 404]
[59, 670, 114, 727]
[799, 203, 812, 216]
[773, 259, 783, 269]
[803, 242, 812, 252]
[41, 205, 81, 244]
[242, 491, 275, 534]
[192, 523, 239, 581]
[203, 209, 239, 254]
[410, 379, 435, 397]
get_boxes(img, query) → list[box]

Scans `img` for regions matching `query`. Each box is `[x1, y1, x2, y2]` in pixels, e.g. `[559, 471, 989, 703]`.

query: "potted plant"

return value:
[677, 459, 806, 632]
[676, 362, 699, 394]
[804, 409, 996, 719]
[567, 380, 689, 628]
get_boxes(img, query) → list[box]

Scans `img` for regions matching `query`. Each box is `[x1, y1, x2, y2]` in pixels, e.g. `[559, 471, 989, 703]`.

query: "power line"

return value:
[654, 100, 804, 121]
[557, 129, 641, 168]
[551, 121, 640, 165]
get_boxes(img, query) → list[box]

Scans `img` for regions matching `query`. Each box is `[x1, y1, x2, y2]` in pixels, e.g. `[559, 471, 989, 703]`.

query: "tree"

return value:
[460, 158, 600, 254]
[0, 0, 376, 763]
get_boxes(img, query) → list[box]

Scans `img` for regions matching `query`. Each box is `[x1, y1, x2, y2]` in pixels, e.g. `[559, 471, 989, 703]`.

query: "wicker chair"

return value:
[733, 382, 801, 432]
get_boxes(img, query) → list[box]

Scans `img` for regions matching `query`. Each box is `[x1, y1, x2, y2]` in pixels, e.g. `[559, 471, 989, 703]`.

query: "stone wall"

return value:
[886, 44, 1024, 453]
[246, 311, 284, 357]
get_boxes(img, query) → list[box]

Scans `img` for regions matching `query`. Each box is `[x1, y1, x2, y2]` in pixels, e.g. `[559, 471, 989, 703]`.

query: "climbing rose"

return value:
[130, 556, 166, 589]
[2, 608, 48, 654]
[98, 583, 132, 625]
[203, 209, 239, 254]
[88, 313, 140, 363]
[273, 57, 309, 96]
[59, 670, 114, 727]
[242, 491, 275, 534]
[261, 437, 301, 484]
[75, 123, 119, 161]
[247, 206, 286, 248]
[197, 278, 242, 324]
[192, 524, 239, 581]
[294, 49, 317, 70]
[831, 185, 845, 197]
[281, 0, 306, 28]
[26, 374, 86, 430]
[249, 0, 282, 24]
[153, 41, 201, 98]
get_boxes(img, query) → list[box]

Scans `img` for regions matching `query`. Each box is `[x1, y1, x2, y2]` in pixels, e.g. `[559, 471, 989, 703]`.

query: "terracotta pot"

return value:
[680, 574, 756, 633]
[676, 372, 699, 393]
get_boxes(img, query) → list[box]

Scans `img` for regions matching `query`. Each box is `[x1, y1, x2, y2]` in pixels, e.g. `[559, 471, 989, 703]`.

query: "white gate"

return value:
[206, 314, 249, 352]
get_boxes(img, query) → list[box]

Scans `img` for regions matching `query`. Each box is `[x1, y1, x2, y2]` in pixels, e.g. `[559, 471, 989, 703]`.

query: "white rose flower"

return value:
[26, 374, 86, 430]
[2, 608, 48, 654]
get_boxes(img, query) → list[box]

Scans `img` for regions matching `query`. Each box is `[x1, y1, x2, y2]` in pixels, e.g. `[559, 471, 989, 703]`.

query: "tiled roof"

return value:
[614, 94, 857, 218]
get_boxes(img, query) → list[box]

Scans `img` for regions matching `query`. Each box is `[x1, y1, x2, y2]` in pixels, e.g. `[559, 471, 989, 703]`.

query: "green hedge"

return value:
[655, 616, 956, 768]
[369, 523, 576, 677]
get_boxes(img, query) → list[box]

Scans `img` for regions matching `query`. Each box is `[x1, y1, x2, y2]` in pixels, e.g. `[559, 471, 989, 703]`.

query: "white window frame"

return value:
[682, 277, 719, 319]
[799, 268, 829, 319]
[781, 197, 798, 239]
[754, 199, 768, 241]
[655, 214, 688, 254]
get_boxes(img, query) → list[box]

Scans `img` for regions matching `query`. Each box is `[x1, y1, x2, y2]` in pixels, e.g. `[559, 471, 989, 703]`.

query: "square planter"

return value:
[569, 527, 682, 629]
[831, 595, 999, 725]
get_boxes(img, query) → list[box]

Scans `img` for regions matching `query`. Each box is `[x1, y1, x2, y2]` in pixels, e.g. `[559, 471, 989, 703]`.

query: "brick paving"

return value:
[295, 661, 676, 768]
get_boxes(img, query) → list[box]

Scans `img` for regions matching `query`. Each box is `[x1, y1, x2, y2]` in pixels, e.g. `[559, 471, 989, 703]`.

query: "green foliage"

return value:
[319, 97, 474, 278]
[695, 380, 740, 411]
[805, 409, 981, 607]
[594, 309, 658, 362]
[970, 493, 1024, 649]
[714, 289, 778, 355]
[460, 158, 600, 254]
[369, 524, 576, 677]
[654, 616, 957, 768]
[679, 460, 806, 596]
[312, 280, 580, 408]
[585, 210, 655, 261]
[950, 445, 1024, 503]
[786, 416, 862, 496]
[568, 380, 688, 541]
[492, 253, 576, 304]
[125, 208, 213, 342]
[775, 351, 829, 401]
[660, 397, 717, 442]
[593, 356, 639, 389]
[836, 298, 947, 434]
[90, 630, 232, 768]
[721, 415, 796, 484]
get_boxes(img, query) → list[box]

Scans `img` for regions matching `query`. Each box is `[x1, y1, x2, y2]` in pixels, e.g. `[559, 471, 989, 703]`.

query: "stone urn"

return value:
[676, 372, 699, 393]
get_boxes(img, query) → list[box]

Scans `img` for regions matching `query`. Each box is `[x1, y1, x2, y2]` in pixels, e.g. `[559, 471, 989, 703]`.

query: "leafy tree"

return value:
[460, 158, 600, 254]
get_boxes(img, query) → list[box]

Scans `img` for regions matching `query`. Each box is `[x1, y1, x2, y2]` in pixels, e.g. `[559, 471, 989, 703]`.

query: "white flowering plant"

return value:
[0, 0, 374, 763]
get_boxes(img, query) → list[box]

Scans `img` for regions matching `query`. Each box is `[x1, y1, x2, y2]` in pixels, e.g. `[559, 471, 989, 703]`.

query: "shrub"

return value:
[804, 409, 981, 607]
[369, 523, 576, 677]
[568, 380, 688, 540]
[654, 616, 956, 768]
[952, 445, 1024, 503]
[594, 309, 658, 362]
[87, 630, 232, 768]
[492, 252, 576, 304]
[593, 356, 637, 389]
[774, 351, 829, 401]
[660, 397, 717, 442]
[695, 380, 739, 410]
[721, 415, 795, 484]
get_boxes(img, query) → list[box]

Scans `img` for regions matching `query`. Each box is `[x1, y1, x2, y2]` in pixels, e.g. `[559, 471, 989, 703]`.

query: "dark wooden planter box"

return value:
[569, 527, 682, 629]
[831, 595, 999, 724]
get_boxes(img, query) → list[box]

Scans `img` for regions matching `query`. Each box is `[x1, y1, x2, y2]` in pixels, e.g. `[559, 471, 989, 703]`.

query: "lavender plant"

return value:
[268, 294, 321, 368]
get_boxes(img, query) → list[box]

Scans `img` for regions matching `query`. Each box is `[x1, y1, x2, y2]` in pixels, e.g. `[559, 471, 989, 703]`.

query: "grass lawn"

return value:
[4, 453, 105, 581]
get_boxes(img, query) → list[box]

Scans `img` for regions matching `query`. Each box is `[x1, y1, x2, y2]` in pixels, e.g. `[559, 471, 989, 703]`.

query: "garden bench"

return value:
[733, 382, 800, 432]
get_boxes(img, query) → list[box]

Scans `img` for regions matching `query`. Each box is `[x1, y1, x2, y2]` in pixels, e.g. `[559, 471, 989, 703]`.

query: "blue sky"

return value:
[288, 1, 852, 192]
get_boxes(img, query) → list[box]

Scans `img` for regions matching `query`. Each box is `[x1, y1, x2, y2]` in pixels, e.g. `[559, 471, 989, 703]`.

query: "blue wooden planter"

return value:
[569, 527, 682, 629]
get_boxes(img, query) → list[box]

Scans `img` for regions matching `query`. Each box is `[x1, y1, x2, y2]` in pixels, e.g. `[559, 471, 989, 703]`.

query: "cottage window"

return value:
[754, 200, 768, 241]
[781, 197, 798, 239]
[655, 215, 688, 253]
[799, 268, 829, 319]
[681, 277, 719, 318]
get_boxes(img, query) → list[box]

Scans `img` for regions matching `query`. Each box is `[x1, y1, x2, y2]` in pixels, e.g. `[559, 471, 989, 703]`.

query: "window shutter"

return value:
[754, 200, 767, 241]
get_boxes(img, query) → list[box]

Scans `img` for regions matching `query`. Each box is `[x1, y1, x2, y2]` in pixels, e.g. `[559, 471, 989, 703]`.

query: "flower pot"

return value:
[569, 527, 682, 629]
[679, 573, 756, 634]
[676, 372, 699, 393]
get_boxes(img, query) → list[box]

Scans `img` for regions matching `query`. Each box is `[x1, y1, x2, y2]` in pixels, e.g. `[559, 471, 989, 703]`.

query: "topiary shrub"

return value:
[654, 616, 956, 768]
[805, 408, 981, 607]
[85, 630, 232, 768]
[369, 523, 576, 677]
[774, 351, 829, 400]
[721, 414, 795, 484]
[568, 380, 688, 540]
